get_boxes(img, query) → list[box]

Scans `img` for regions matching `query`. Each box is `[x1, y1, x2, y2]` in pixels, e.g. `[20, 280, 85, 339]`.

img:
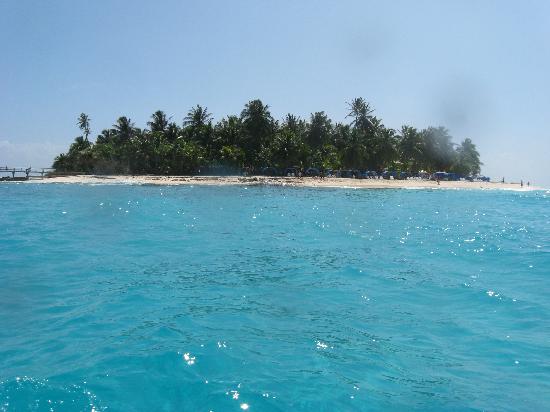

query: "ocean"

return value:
[0, 184, 548, 411]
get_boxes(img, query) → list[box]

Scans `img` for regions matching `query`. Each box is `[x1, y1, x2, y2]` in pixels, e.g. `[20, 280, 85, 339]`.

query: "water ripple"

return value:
[0, 185, 549, 410]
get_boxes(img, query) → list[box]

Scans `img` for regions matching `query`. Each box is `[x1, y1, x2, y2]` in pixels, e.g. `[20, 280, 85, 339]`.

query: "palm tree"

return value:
[307, 112, 332, 149]
[453, 138, 482, 176]
[270, 127, 307, 168]
[52, 153, 68, 171]
[346, 98, 375, 132]
[375, 127, 398, 169]
[96, 128, 116, 144]
[240, 99, 274, 165]
[113, 116, 135, 142]
[398, 126, 424, 171]
[341, 128, 367, 169]
[77, 113, 91, 141]
[214, 116, 242, 148]
[53, 99, 483, 177]
[183, 105, 214, 149]
[148, 110, 169, 133]
[421, 126, 456, 171]
[184, 105, 213, 129]
[165, 122, 181, 142]
[282, 114, 305, 134]
[241, 100, 273, 132]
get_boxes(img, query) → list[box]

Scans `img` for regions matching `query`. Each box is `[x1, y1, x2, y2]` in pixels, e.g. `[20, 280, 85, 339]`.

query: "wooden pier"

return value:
[0, 166, 55, 181]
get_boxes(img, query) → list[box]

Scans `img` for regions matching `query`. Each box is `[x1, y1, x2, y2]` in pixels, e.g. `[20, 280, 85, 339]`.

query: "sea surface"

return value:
[0, 183, 549, 411]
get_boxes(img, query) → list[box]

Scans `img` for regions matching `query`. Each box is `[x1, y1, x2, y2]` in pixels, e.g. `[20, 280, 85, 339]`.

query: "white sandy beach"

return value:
[23, 175, 541, 191]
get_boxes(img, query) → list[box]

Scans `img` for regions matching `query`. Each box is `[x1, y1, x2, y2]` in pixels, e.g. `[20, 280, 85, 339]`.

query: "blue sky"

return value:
[1, 0, 549, 186]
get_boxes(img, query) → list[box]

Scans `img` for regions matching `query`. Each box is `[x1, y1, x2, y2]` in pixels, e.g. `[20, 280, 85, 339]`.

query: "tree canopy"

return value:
[53, 98, 482, 176]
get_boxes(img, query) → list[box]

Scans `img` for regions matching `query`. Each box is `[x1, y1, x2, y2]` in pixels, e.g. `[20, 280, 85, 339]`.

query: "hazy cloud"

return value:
[0, 139, 64, 168]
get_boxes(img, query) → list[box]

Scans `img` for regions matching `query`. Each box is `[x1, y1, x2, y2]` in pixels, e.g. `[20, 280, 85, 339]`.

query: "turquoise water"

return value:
[1, 184, 549, 411]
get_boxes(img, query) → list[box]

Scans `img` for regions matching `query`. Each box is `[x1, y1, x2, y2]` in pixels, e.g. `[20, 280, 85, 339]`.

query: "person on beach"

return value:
[521, 180, 523, 187]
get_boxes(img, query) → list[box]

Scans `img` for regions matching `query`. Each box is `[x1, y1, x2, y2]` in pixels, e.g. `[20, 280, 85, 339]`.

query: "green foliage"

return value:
[77, 113, 91, 142]
[269, 127, 308, 168]
[398, 126, 423, 171]
[219, 145, 245, 168]
[184, 105, 213, 149]
[311, 144, 341, 170]
[53, 99, 483, 176]
[240, 99, 275, 166]
[452, 138, 482, 176]
[53, 136, 93, 172]
[170, 139, 205, 174]
[148, 110, 169, 133]
[307, 112, 332, 149]
[420, 126, 456, 171]
[346, 97, 375, 133]
[113, 117, 135, 143]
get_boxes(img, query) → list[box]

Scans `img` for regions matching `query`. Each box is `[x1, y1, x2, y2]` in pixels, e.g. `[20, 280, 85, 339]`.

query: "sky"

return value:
[1, 0, 549, 186]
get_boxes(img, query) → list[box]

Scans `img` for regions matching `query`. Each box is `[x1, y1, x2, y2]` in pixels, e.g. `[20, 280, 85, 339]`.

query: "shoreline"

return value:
[15, 175, 543, 191]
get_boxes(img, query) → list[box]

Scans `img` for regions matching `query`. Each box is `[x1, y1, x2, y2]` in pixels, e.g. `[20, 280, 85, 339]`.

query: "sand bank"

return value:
[22, 175, 542, 190]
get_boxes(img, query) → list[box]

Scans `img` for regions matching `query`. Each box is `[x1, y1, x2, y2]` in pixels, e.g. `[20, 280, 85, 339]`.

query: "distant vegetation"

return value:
[53, 98, 481, 176]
